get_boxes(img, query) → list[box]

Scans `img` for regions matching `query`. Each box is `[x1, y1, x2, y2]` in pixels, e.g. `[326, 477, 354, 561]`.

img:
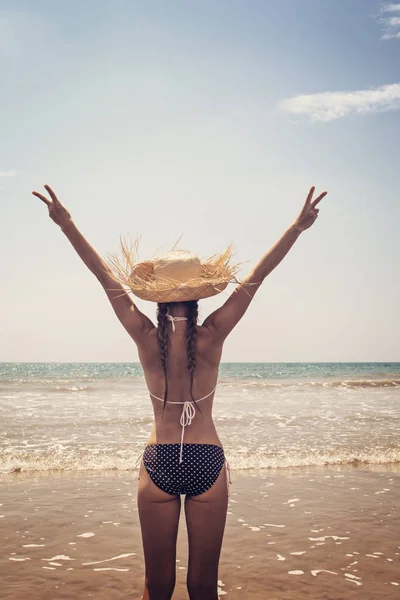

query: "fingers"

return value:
[44, 184, 61, 205]
[32, 191, 51, 206]
[305, 186, 315, 205]
[312, 191, 327, 208]
[32, 184, 62, 208]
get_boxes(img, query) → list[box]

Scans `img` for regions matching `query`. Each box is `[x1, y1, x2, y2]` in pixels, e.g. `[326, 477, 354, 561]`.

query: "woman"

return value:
[32, 184, 327, 600]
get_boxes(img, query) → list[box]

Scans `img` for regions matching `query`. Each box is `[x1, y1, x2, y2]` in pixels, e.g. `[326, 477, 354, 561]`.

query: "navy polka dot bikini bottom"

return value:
[142, 443, 227, 497]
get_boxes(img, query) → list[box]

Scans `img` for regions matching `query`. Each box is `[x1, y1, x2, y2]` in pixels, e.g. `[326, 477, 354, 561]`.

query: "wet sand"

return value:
[0, 466, 399, 599]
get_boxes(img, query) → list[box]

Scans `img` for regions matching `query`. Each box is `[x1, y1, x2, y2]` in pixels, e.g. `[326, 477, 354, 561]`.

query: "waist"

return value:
[146, 421, 222, 447]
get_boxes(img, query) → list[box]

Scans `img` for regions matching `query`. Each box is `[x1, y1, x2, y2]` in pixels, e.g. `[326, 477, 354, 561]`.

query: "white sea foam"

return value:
[93, 567, 130, 572]
[309, 536, 349, 542]
[82, 553, 136, 565]
[345, 573, 363, 585]
[289, 570, 304, 575]
[42, 555, 75, 561]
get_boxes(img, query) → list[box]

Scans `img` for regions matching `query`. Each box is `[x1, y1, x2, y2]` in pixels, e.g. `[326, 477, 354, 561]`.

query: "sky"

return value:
[0, 0, 399, 363]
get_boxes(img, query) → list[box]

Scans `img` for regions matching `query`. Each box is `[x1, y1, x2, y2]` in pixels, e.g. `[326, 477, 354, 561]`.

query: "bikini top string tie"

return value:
[148, 387, 217, 464]
[179, 401, 196, 463]
[167, 315, 188, 333]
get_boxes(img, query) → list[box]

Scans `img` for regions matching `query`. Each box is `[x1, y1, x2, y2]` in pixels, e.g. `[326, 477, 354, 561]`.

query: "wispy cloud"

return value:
[381, 3, 400, 11]
[380, 3, 400, 39]
[0, 170, 17, 177]
[280, 83, 400, 122]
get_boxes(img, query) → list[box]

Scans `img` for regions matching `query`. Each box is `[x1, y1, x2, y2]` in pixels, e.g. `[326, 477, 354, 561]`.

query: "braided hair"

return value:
[156, 302, 169, 412]
[156, 300, 202, 415]
[185, 300, 198, 403]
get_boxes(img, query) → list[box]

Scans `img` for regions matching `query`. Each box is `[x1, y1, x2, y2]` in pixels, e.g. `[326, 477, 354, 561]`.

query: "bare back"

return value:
[137, 323, 224, 447]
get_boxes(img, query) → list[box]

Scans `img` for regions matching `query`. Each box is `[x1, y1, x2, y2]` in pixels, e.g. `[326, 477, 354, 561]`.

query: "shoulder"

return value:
[135, 325, 158, 354]
[196, 324, 224, 362]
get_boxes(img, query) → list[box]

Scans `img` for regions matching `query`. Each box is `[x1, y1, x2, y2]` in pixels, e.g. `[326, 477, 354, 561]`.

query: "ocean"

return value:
[1, 362, 399, 474]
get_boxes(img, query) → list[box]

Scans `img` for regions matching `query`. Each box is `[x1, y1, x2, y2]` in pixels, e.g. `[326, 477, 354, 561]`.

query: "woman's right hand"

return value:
[32, 184, 73, 230]
[292, 186, 327, 233]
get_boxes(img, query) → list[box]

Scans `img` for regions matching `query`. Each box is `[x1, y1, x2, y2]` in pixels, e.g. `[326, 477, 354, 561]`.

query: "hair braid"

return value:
[157, 302, 169, 412]
[186, 300, 202, 416]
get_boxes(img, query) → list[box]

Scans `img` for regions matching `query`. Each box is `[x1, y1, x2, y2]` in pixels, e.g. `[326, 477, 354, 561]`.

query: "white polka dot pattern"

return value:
[143, 443, 225, 496]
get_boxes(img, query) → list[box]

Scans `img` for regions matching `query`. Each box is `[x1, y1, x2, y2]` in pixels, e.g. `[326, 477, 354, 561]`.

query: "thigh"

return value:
[137, 461, 181, 580]
[184, 463, 229, 584]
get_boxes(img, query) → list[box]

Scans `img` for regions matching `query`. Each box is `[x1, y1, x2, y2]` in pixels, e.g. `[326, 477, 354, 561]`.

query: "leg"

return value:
[184, 463, 229, 600]
[137, 461, 181, 600]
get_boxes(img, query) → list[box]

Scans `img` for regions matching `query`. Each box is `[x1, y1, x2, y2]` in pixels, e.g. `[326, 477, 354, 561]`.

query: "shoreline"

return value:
[2, 459, 400, 479]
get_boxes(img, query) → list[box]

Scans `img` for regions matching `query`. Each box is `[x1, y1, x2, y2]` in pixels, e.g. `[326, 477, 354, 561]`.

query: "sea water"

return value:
[1, 362, 399, 473]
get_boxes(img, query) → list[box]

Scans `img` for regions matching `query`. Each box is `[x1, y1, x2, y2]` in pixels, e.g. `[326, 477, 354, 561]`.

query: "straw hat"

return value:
[107, 238, 239, 303]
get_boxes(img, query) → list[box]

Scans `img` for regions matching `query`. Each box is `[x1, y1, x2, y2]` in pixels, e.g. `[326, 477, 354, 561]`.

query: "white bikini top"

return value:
[149, 314, 216, 463]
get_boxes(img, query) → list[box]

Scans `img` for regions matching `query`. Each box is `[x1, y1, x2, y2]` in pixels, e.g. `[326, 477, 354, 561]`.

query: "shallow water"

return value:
[1, 362, 400, 473]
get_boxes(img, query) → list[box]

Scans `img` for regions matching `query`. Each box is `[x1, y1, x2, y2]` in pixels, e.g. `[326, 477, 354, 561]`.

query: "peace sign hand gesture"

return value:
[293, 186, 327, 233]
[32, 184, 73, 230]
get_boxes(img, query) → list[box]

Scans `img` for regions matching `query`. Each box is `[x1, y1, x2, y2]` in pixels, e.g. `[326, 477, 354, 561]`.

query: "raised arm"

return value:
[32, 184, 154, 341]
[203, 186, 327, 339]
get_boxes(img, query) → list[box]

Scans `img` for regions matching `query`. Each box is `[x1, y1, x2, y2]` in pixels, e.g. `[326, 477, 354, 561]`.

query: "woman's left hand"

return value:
[32, 184, 73, 231]
[293, 186, 327, 233]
